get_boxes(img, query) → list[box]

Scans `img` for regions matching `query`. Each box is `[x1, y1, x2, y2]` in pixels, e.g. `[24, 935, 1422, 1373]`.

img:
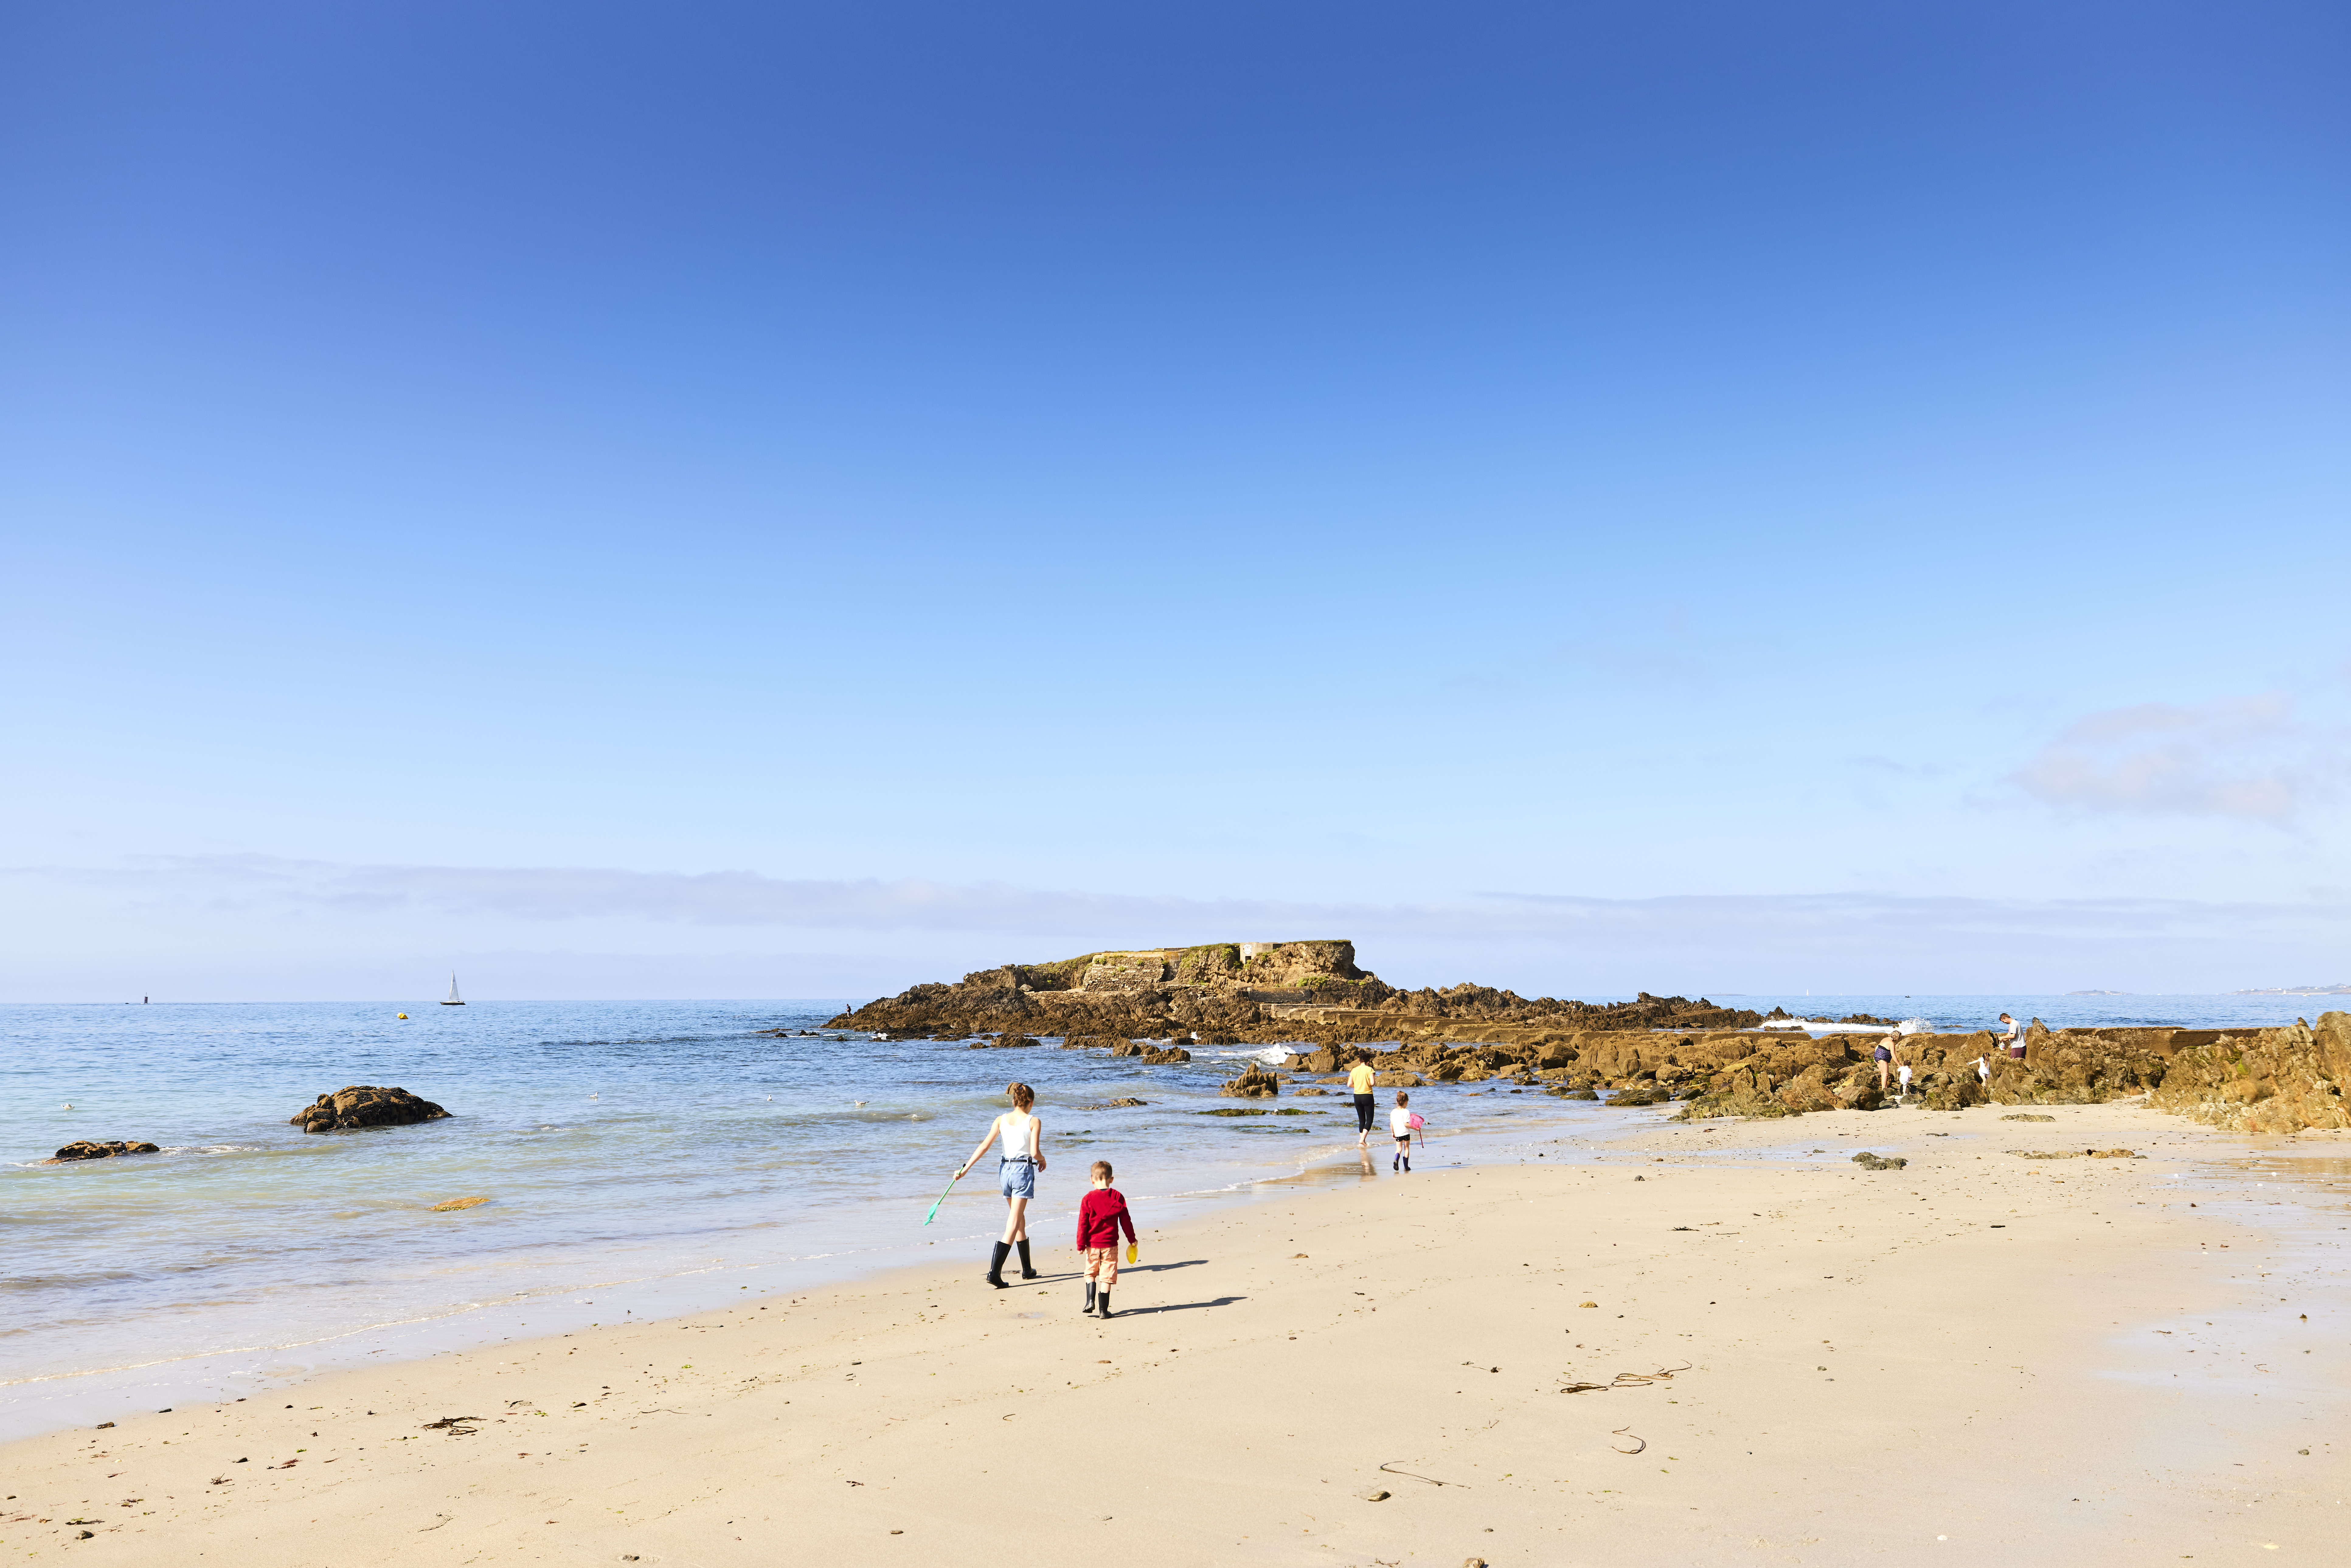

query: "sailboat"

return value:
[441, 973, 466, 1006]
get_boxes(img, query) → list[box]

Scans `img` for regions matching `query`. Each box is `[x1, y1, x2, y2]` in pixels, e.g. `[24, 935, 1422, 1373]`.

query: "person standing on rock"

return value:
[1995, 1013, 2024, 1060]
[956, 1082, 1047, 1288]
[1873, 1033, 1902, 1095]
[1348, 1056, 1378, 1146]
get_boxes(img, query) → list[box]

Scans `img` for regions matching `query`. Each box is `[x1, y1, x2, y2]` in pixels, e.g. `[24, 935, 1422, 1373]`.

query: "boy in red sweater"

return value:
[1075, 1159, 1139, 1319]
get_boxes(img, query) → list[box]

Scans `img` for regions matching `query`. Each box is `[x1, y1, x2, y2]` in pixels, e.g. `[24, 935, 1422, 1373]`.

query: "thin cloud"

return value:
[2011, 694, 2333, 825]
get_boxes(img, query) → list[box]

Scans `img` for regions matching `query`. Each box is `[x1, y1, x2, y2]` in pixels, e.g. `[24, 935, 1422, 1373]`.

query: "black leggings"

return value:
[1354, 1094, 1376, 1132]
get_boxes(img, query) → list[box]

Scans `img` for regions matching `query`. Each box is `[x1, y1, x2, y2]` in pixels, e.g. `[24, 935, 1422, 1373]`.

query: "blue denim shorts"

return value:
[999, 1157, 1035, 1199]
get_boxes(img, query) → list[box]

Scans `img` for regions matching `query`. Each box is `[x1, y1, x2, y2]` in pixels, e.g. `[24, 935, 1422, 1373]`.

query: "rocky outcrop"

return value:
[290, 1085, 451, 1134]
[834, 942, 2349, 1134]
[1221, 1065, 1281, 1098]
[827, 942, 1760, 1045]
[48, 1140, 160, 1162]
[2148, 1013, 2350, 1132]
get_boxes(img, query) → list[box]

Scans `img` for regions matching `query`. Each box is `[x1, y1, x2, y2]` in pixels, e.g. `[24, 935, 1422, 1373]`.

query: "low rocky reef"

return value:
[47, 1139, 161, 1163]
[830, 938, 1760, 1045]
[825, 943, 2347, 1133]
[1260, 1014, 2346, 1133]
[928, 1006, 2350, 1135]
[290, 1085, 452, 1134]
[1659, 1015, 2350, 1132]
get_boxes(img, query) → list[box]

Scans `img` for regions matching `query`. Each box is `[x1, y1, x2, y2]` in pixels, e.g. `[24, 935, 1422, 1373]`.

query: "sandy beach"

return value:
[8, 1102, 2343, 1566]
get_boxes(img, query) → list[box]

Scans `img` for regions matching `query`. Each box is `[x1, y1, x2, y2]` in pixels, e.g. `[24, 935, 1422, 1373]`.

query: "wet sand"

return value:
[6, 1101, 2343, 1565]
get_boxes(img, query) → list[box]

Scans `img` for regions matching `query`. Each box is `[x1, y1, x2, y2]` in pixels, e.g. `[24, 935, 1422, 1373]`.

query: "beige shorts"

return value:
[1082, 1246, 1119, 1286]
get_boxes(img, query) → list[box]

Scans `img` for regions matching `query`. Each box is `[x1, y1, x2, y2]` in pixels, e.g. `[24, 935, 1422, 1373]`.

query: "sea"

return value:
[3, 991, 2335, 1442]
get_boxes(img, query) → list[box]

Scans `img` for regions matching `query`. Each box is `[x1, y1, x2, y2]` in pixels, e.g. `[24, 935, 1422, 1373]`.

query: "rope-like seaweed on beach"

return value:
[1611, 1425, 1646, 1455]
[1378, 1461, 1469, 1488]
[1558, 1360, 1693, 1395]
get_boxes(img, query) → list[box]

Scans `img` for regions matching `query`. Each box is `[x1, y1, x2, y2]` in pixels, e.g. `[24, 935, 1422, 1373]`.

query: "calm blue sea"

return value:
[2, 992, 2329, 1441]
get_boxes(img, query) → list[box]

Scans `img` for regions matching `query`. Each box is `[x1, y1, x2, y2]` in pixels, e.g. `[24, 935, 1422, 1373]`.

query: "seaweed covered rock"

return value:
[49, 1140, 161, 1162]
[290, 1085, 451, 1134]
[1919, 1072, 1987, 1111]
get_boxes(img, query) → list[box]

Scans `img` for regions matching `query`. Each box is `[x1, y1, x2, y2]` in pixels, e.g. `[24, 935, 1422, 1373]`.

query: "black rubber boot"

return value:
[986, 1242, 1011, 1288]
[1016, 1240, 1037, 1279]
[1082, 1281, 1096, 1313]
[1095, 1289, 1112, 1319]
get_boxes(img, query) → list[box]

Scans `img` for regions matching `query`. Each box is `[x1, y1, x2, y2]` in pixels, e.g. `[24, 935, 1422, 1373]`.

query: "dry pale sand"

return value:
[8, 1102, 2344, 1566]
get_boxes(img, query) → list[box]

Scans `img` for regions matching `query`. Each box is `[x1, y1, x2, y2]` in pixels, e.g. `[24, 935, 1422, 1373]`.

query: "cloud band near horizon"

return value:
[8, 855, 2345, 950]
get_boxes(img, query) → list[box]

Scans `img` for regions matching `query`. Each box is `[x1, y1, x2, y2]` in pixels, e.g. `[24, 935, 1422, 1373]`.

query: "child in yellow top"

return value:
[1348, 1058, 1377, 1145]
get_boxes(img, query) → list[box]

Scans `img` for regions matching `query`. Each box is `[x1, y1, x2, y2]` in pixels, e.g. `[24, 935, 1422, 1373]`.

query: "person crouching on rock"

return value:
[1075, 1159, 1138, 1318]
[958, 1082, 1046, 1288]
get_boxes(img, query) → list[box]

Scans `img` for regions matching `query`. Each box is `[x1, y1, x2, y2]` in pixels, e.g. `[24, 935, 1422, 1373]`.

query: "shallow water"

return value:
[5, 994, 2321, 1441]
[0, 999, 1609, 1439]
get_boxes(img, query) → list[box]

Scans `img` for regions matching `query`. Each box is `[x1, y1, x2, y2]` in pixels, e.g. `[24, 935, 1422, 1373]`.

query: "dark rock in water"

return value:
[1564, 1088, 1600, 1100]
[1199, 1107, 1270, 1116]
[1140, 1045, 1191, 1064]
[968, 1034, 1040, 1049]
[1221, 1065, 1281, 1099]
[49, 1140, 161, 1162]
[1852, 1151, 1907, 1170]
[1077, 1098, 1150, 1110]
[290, 1086, 451, 1134]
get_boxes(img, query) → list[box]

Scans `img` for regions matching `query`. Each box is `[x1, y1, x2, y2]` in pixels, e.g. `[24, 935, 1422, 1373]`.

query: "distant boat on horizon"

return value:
[442, 973, 465, 1006]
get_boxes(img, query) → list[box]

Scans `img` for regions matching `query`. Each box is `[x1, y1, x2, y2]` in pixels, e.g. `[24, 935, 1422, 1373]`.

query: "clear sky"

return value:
[3, 1, 2345, 1002]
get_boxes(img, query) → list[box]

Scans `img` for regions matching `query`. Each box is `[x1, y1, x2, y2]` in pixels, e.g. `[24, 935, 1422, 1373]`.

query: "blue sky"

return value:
[3, 1, 2346, 1001]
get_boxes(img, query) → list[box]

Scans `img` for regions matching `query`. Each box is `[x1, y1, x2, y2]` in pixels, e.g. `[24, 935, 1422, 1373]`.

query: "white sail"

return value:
[442, 972, 465, 1006]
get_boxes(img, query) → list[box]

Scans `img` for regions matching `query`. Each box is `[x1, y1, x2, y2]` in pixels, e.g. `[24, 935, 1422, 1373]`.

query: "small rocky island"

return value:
[832, 940, 2351, 1132]
[833, 939, 1760, 1045]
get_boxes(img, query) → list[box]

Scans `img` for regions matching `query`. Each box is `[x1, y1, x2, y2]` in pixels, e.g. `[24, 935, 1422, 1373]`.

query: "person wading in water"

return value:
[957, 1082, 1047, 1288]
